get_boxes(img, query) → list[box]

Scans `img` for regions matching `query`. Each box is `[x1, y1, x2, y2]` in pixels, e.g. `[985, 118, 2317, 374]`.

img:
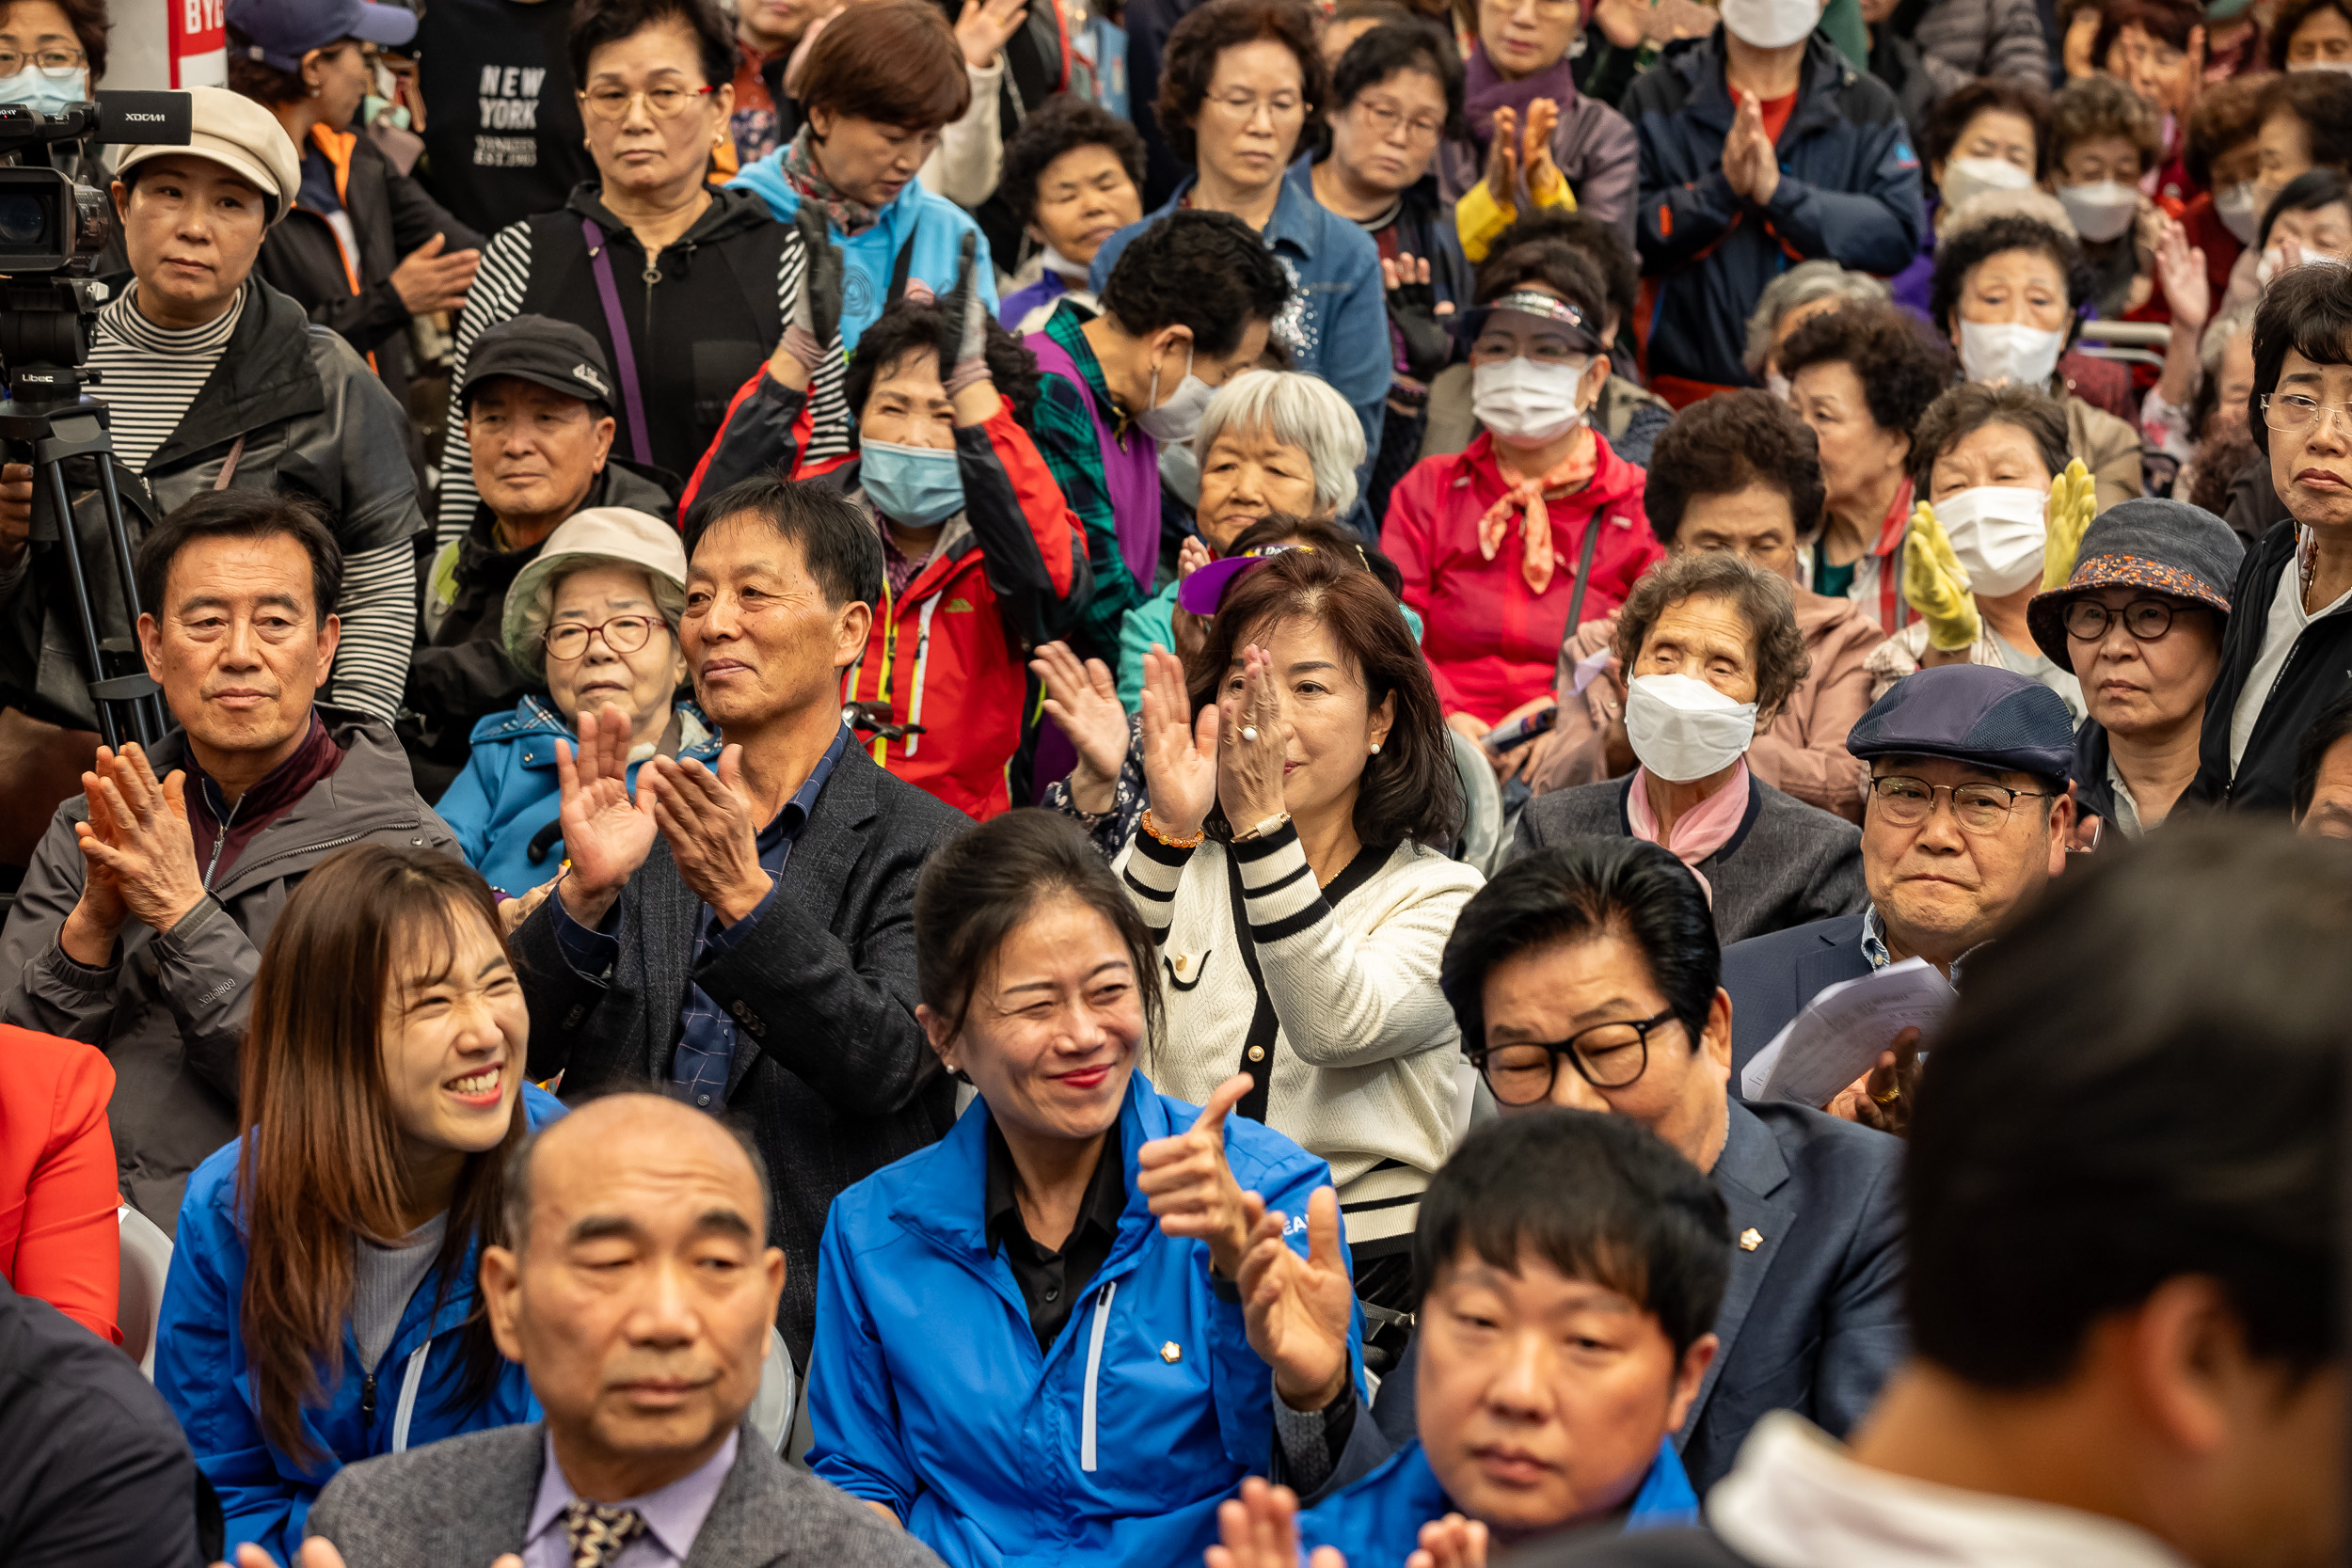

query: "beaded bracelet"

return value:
[1140, 808, 1205, 849]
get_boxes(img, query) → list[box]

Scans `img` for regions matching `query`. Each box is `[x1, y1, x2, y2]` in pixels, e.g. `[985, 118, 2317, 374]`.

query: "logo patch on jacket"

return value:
[945, 597, 975, 612]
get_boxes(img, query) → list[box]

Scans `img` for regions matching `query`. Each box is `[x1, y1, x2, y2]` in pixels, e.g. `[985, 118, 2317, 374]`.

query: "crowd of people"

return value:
[0, 0, 2344, 1563]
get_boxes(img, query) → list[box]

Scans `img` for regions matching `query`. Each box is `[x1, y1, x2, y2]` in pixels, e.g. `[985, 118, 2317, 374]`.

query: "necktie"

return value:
[563, 1499, 650, 1568]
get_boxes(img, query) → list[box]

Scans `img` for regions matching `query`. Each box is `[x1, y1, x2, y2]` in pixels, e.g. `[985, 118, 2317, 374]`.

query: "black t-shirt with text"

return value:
[413, 0, 596, 235]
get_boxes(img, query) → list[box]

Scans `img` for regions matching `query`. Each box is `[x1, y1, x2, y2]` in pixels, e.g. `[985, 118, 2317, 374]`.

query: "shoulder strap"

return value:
[580, 218, 654, 465]
[1561, 499, 1606, 641]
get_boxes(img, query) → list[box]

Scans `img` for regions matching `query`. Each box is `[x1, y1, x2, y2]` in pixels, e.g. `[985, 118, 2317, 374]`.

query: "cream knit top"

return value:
[1117, 822, 1485, 1244]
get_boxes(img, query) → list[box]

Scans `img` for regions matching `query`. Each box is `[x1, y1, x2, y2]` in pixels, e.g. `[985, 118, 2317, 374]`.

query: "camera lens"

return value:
[0, 192, 48, 246]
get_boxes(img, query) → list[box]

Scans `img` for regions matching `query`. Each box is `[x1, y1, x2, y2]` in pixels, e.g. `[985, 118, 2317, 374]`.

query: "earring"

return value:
[1369, 741, 1382, 755]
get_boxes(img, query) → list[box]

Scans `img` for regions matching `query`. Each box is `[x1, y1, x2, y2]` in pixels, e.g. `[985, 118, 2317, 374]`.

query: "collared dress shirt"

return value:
[521, 1429, 738, 1568]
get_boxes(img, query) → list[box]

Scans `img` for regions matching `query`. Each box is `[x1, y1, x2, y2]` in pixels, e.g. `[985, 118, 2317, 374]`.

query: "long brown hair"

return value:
[1184, 545, 1462, 850]
[236, 845, 528, 1463]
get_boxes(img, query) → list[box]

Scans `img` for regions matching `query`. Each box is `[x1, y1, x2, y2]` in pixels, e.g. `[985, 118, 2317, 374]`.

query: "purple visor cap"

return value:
[1175, 554, 1263, 616]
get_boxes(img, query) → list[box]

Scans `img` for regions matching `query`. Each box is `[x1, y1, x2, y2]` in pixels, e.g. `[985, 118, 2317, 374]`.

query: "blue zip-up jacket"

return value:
[730, 152, 998, 351]
[1089, 179, 1390, 532]
[808, 1070, 1366, 1568]
[435, 696, 722, 898]
[1625, 29, 1924, 389]
[1300, 1437, 1699, 1563]
[155, 1086, 564, 1567]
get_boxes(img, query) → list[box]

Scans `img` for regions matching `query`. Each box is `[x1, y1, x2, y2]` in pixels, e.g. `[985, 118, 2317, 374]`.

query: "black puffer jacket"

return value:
[255, 125, 485, 435]
[2190, 517, 2352, 814]
[0, 278, 425, 730]
[434, 183, 834, 541]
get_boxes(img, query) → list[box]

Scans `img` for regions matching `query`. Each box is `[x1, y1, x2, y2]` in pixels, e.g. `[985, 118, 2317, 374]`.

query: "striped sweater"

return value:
[1116, 823, 1484, 1242]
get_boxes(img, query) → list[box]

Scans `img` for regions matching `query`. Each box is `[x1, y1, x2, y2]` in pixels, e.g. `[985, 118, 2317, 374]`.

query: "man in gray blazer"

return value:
[302, 1093, 944, 1568]
[509, 477, 970, 1366]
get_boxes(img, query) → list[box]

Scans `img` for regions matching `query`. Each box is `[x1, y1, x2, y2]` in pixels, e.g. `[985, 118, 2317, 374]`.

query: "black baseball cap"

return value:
[459, 316, 617, 413]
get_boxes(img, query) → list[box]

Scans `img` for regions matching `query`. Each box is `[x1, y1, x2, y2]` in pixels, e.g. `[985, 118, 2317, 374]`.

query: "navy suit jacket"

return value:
[1363, 1099, 1907, 1496]
[1719, 913, 1873, 1089]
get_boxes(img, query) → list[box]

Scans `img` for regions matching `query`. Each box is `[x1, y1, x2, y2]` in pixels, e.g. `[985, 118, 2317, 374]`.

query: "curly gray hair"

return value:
[1741, 261, 1891, 378]
[1613, 551, 1811, 725]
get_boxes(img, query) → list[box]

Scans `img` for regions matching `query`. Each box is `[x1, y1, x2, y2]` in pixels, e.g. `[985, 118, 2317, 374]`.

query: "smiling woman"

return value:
[152, 846, 564, 1568]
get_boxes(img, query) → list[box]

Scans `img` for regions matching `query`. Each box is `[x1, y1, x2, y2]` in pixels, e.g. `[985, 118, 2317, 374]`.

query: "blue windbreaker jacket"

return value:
[729, 152, 999, 351]
[808, 1071, 1366, 1568]
[1300, 1437, 1699, 1562]
[1625, 29, 1924, 388]
[156, 1087, 564, 1566]
[435, 696, 722, 898]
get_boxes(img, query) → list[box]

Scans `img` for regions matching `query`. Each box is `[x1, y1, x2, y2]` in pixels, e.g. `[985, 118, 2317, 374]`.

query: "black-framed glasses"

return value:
[1867, 775, 2055, 832]
[544, 614, 658, 661]
[1470, 1009, 1681, 1104]
[2062, 597, 2187, 642]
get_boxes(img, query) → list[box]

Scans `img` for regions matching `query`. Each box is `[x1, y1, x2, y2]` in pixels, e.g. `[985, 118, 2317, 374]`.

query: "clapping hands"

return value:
[1031, 641, 1130, 814]
[1722, 92, 1781, 206]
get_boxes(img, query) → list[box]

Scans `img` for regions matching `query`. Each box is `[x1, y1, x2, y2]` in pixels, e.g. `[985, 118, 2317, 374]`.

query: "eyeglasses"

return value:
[2261, 392, 2352, 434]
[1352, 98, 1443, 147]
[0, 48, 84, 73]
[578, 83, 719, 122]
[545, 615, 660, 660]
[2062, 597, 2189, 641]
[1470, 1009, 1682, 1104]
[1202, 89, 1304, 126]
[1867, 775, 2055, 832]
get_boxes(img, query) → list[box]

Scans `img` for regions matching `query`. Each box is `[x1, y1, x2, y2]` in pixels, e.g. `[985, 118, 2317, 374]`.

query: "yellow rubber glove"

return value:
[2040, 458, 2099, 593]
[1903, 500, 1982, 653]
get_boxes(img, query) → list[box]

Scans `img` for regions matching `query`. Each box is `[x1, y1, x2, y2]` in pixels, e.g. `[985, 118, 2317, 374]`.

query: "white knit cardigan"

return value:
[1117, 822, 1485, 1244]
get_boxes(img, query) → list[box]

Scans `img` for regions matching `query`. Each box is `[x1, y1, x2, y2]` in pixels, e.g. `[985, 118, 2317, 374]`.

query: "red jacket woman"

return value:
[0, 1025, 120, 1342]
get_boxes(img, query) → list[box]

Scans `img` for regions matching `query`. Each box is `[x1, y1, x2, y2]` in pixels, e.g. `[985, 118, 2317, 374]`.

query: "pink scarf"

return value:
[1625, 760, 1753, 903]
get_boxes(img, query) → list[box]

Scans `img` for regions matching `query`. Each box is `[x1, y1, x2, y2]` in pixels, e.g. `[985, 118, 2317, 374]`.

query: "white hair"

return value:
[1189, 371, 1365, 519]
[1742, 261, 1891, 375]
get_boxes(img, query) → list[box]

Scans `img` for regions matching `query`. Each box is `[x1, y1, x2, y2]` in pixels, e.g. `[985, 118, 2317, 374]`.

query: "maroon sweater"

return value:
[188, 713, 348, 886]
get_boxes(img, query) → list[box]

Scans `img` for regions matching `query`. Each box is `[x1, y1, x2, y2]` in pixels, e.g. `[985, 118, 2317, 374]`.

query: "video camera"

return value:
[0, 89, 192, 746]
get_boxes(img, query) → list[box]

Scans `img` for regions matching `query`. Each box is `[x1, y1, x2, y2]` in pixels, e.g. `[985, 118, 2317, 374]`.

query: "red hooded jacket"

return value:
[1382, 431, 1661, 724]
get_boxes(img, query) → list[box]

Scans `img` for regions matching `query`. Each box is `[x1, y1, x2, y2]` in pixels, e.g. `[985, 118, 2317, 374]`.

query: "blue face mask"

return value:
[0, 65, 87, 116]
[860, 437, 964, 530]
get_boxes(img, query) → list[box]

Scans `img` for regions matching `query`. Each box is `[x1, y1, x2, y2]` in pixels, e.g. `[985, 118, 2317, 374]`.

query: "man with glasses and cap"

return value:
[1719, 663, 2079, 1095]
[402, 315, 680, 795]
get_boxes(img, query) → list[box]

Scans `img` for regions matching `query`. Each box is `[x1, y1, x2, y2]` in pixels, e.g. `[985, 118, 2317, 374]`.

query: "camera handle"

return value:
[0, 389, 166, 749]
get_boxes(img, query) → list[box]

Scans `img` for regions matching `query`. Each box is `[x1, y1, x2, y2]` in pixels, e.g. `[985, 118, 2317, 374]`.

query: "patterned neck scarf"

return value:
[783, 126, 882, 236]
[1478, 424, 1599, 594]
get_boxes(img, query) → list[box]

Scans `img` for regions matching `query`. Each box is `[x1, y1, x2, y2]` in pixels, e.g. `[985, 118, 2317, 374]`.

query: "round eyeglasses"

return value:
[544, 615, 658, 661]
[1470, 1009, 1681, 1104]
[1867, 775, 2054, 832]
[2062, 597, 2188, 642]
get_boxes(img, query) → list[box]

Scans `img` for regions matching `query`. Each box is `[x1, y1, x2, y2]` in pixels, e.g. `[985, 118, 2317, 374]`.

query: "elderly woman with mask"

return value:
[1532, 392, 1887, 822]
[2026, 499, 2240, 845]
[1870, 381, 2102, 720]
[436, 508, 719, 899]
[1516, 550, 1867, 945]
[1119, 371, 1369, 708]
[1384, 245, 1661, 762]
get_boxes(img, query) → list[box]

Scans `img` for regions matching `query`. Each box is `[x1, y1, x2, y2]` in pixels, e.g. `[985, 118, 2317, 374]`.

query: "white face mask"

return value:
[1136, 343, 1216, 444]
[1472, 356, 1587, 445]
[2257, 244, 2350, 287]
[2215, 181, 2264, 246]
[1718, 0, 1824, 48]
[1932, 484, 2049, 597]
[1938, 155, 2034, 211]
[2290, 57, 2352, 71]
[1765, 369, 1792, 404]
[2057, 181, 2138, 244]
[1958, 318, 2065, 389]
[1158, 436, 1201, 505]
[1624, 673, 1760, 784]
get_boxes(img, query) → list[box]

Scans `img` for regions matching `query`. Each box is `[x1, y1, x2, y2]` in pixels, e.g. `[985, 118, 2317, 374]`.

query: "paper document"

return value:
[1740, 958, 1954, 1108]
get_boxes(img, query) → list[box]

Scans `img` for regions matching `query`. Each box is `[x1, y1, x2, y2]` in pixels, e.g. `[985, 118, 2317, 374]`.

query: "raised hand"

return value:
[938, 230, 993, 397]
[389, 231, 482, 315]
[1139, 644, 1218, 841]
[1138, 1071, 1256, 1278]
[773, 204, 846, 388]
[2152, 216, 2211, 336]
[73, 743, 207, 934]
[2041, 458, 2099, 593]
[1521, 98, 1562, 195]
[1206, 1478, 1349, 1568]
[1901, 501, 1981, 654]
[1406, 1514, 1490, 1568]
[1482, 105, 1518, 208]
[1031, 641, 1131, 811]
[61, 761, 132, 962]
[1239, 1186, 1354, 1410]
[954, 0, 1028, 68]
[1383, 251, 1454, 383]
[1216, 642, 1291, 835]
[553, 703, 658, 927]
[644, 745, 771, 925]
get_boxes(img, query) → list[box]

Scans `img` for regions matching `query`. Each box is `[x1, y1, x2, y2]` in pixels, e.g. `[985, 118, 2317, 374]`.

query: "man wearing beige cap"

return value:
[0, 84, 424, 735]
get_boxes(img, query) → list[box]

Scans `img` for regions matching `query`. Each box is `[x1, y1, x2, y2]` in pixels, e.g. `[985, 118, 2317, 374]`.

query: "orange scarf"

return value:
[1479, 427, 1599, 594]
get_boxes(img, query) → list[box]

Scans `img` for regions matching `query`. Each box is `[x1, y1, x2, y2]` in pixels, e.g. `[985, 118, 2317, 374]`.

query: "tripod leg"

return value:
[40, 457, 119, 751]
[89, 458, 162, 746]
